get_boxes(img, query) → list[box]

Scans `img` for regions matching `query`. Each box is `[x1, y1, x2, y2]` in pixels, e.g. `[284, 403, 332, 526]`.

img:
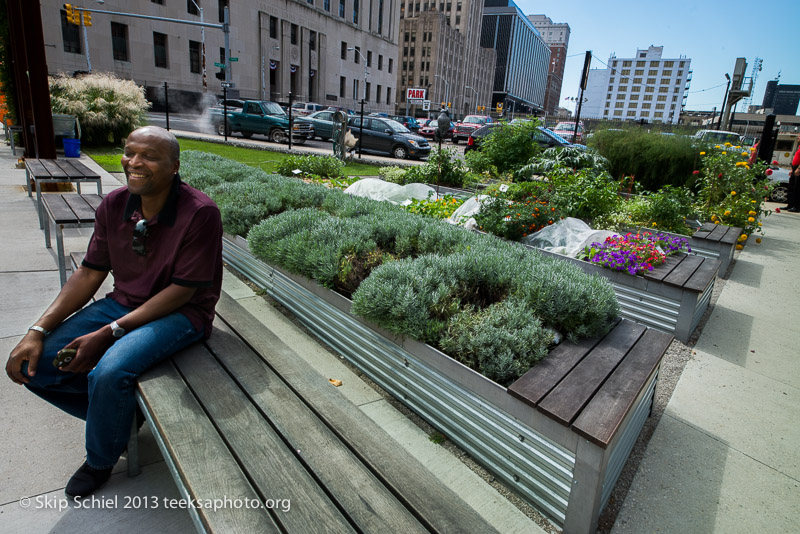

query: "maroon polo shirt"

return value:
[83, 176, 223, 338]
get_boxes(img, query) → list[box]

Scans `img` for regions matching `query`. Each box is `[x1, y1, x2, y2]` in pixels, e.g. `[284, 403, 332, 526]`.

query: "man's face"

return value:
[121, 128, 179, 198]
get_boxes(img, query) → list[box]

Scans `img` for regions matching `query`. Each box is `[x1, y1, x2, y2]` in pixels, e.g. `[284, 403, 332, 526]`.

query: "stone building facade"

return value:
[527, 14, 569, 115]
[43, 0, 400, 112]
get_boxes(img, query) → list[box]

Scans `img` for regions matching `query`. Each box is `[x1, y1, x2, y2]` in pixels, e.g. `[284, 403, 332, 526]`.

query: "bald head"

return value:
[127, 126, 180, 163]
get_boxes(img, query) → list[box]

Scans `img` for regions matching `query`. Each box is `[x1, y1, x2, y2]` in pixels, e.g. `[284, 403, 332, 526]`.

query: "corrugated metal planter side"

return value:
[222, 235, 662, 533]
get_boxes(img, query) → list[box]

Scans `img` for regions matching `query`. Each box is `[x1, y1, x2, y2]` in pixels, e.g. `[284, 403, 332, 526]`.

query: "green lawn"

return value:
[84, 138, 383, 176]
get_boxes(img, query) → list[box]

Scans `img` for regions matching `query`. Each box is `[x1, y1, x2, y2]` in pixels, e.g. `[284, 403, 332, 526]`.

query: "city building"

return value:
[582, 45, 692, 124]
[480, 0, 550, 115]
[397, 0, 495, 118]
[762, 80, 800, 116]
[527, 14, 569, 116]
[43, 0, 399, 112]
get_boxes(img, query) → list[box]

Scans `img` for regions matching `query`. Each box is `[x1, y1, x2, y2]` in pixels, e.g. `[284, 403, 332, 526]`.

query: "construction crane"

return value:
[741, 57, 763, 111]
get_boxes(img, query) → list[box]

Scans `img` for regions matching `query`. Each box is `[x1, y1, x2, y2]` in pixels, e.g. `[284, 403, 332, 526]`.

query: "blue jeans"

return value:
[24, 298, 203, 469]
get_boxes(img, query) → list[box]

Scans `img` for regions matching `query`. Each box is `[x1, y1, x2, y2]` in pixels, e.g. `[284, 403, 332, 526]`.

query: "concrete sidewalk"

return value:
[0, 144, 539, 532]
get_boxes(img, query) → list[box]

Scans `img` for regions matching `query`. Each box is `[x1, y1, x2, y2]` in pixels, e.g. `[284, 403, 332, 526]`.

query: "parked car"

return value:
[347, 116, 431, 159]
[551, 121, 584, 144]
[305, 110, 348, 141]
[211, 100, 314, 143]
[418, 118, 455, 140]
[390, 115, 421, 132]
[693, 129, 743, 145]
[464, 123, 578, 153]
[291, 102, 325, 116]
[452, 115, 493, 144]
[767, 165, 791, 203]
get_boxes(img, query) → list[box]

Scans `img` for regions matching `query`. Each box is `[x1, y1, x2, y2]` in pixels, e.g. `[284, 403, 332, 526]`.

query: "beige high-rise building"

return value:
[42, 0, 400, 112]
[528, 15, 569, 115]
[398, 0, 494, 118]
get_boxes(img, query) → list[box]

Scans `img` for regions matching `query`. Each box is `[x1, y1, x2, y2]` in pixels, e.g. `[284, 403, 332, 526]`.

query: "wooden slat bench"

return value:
[128, 293, 499, 534]
[42, 193, 103, 287]
[25, 158, 102, 231]
[508, 319, 673, 532]
[690, 222, 743, 274]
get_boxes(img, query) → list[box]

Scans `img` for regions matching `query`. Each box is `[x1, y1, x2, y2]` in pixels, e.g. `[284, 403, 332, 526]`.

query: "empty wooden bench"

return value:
[25, 158, 102, 232]
[42, 193, 103, 287]
[508, 319, 673, 533]
[129, 293, 498, 534]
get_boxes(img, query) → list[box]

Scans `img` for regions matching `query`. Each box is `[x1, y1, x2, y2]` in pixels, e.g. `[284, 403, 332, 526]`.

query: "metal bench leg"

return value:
[127, 416, 141, 477]
[55, 225, 66, 287]
[25, 167, 32, 197]
[76, 182, 82, 194]
[36, 187, 44, 230]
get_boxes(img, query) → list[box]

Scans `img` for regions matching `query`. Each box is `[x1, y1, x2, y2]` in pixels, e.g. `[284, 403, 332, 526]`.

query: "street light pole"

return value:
[718, 73, 730, 131]
[348, 47, 368, 159]
[465, 85, 478, 114]
[434, 74, 449, 112]
[347, 47, 368, 102]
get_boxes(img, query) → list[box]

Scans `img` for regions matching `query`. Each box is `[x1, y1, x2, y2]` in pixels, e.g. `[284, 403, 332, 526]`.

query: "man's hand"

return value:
[59, 327, 115, 374]
[6, 332, 46, 385]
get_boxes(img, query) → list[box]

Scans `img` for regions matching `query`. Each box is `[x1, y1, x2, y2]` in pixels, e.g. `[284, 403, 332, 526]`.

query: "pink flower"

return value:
[765, 168, 773, 176]
[692, 170, 700, 175]
[772, 160, 779, 165]
[776, 207, 781, 213]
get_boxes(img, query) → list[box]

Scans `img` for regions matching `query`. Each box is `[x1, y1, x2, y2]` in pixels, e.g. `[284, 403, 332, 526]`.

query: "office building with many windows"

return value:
[527, 14, 569, 115]
[397, 0, 495, 117]
[582, 46, 691, 124]
[480, 0, 550, 115]
[44, 0, 400, 112]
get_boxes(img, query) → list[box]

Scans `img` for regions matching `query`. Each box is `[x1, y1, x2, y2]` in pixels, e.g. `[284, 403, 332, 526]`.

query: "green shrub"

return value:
[587, 128, 705, 191]
[465, 120, 543, 176]
[49, 73, 150, 146]
[379, 166, 409, 184]
[210, 181, 283, 236]
[404, 194, 464, 220]
[275, 154, 344, 179]
[547, 168, 623, 224]
[439, 298, 551, 386]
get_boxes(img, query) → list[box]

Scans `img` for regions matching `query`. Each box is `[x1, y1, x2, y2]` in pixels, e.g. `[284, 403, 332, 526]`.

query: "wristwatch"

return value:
[110, 320, 126, 338]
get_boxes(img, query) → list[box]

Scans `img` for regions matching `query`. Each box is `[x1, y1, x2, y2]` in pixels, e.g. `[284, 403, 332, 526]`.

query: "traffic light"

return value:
[82, 11, 92, 26]
[64, 4, 80, 25]
[496, 102, 503, 113]
[447, 102, 451, 109]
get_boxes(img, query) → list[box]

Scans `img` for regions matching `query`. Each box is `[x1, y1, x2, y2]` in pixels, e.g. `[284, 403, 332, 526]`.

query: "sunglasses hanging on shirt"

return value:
[132, 219, 148, 256]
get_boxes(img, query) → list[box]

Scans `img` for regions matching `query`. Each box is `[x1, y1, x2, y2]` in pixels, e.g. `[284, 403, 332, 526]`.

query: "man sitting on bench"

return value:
[5, 126, 223, 499]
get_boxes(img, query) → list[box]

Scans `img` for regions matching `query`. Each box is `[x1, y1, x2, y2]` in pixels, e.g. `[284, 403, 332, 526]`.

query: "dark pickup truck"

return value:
[211, 100, 314, 144]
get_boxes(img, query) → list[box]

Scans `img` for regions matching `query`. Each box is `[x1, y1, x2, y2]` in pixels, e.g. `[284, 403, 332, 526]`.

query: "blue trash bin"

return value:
[63, 138, 81, 158]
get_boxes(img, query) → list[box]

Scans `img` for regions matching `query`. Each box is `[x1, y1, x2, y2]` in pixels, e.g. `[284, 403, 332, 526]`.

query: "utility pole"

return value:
[573, 51, 591, 143]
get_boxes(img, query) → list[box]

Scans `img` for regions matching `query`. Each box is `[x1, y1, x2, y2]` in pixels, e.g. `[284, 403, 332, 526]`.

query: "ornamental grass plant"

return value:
[49, 73, 150, 146]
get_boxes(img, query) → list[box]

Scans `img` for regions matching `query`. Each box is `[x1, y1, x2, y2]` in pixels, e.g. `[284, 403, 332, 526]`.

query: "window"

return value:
[615, 102, 624, 108]
[629, 102, 638, 108]
[636, 60, 645, 67]
[634, 70, 644, 76]
[616, 94, 625, 100]
[614, 110, 623, 116]
[664, 60, 674, 67]
[111, 22, 129, 62]
[152, 0, 164, 4]
[654, 112, 663, 118]
[341, 42, 348, 59]
[386, 86, 391, 105]
[290, 24, 298, 45]
[629, 94, 639, 100]
[609, 77, 615, 84]
[340, 76, 346, 97]
[633, 78, 642, 84]
[648, 69, 658, 76]
[310, 31, 317, 51]
[189, 40, 201, 73]
[627, 110, 636, 117]
[218, 0, 228, 22]
[353, 0, 359, 24]
[645, 87, 654, 93]
[621, 69, 630, 76]
[378, 0, 384, 33]
[324, 0, 330, 10]
[659, 87, 669, 93]
[657, 95, 667, 102]
[153, 32, 168, 68]
[642, 103, 651, 109]
[367, 51, 372, 67]
[354, 46, 361, 63]
[619, 86, 627, 92]
[270, 16, 278, 39]
[656, 104, 665, 110]
[60, 10, 81, 54]
[623, 60, 632, 67]
[353, 79, 359, 100]
[339, 0, 345, 17]
[365, 82, 371, 101]
[378, 54, 383, 70]
[376, 84, 382, 103]
[647, 78, 656, 85]
[662, 70, 672, 77]
[187, 0, 199, 16]
[388, 58, 393, 73]
[643, 95, 653, 101]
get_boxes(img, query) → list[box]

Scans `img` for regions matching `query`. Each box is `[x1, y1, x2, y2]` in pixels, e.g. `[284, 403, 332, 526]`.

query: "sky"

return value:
[515, 0, 799, 113]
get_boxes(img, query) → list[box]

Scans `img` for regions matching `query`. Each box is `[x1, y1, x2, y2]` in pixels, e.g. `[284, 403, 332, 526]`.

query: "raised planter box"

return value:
[222, 234, 673, 534]
[529, 245, 719, 344]
[688, 222, 742, 275]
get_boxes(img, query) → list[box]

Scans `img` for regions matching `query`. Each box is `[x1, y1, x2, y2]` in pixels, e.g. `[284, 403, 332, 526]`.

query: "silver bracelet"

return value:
[28, 325, 50, 336]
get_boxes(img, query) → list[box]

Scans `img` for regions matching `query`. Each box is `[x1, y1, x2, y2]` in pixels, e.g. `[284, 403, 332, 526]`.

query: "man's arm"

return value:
[6, 266, 108, 384]
[59, 283, 198, 374]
